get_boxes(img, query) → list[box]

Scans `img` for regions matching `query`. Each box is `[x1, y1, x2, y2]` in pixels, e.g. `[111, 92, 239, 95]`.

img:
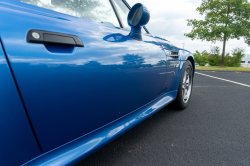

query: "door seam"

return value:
[0, 37, 43, 153]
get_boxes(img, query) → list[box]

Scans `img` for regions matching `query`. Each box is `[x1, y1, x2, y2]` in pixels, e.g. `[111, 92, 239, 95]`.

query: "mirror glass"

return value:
[131, 6, 143, 26]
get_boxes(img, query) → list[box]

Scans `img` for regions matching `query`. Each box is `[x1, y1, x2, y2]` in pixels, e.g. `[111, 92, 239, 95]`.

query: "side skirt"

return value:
[23, 90, 177, 166]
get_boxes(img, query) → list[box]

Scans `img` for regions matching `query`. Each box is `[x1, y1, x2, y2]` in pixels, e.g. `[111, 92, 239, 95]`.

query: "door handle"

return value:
[27, 29, 84, 47]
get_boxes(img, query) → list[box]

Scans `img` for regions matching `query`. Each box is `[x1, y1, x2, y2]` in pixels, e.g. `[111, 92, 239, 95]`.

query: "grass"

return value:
[195, 66, 250, 72]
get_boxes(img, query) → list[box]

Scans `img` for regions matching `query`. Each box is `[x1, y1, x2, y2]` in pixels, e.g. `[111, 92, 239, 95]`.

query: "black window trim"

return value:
[109, 0, 124, 28]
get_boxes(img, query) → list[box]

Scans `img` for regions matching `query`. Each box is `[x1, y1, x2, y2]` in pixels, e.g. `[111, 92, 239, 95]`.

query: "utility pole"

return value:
[182, 43, 185, 49]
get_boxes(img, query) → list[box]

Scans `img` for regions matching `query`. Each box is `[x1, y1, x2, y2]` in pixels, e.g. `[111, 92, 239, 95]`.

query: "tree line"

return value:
[185, 0, 250, 67]
[193, 46, 245, 67]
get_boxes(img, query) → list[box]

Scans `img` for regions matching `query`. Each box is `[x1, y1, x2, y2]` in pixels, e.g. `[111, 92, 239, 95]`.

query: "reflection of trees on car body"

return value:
[81, 54, 153, 69]
[19, 0, 118, 26]
[122, 54, 145, 66]
[80, 54, 171, 69]
[156, 60, 167, 66]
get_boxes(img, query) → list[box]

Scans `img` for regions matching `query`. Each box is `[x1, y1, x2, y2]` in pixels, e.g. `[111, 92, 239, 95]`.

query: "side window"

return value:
[18, 0, 120, 27]
[112, 0, 148, 34]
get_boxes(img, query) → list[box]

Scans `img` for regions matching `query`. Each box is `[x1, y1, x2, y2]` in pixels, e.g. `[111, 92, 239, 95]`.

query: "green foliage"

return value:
[224, 47, 245, 67]
[185, 0, 250, 42]
[207, 46, 222, 66]
[193, 50, 208, 66]
[198, 46, 245, 67]
[185, 0, 250, 66]
[193, 51, 202, 65]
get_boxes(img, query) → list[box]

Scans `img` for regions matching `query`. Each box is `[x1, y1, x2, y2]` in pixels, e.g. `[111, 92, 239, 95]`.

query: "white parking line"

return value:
[195, 72, 250, 88]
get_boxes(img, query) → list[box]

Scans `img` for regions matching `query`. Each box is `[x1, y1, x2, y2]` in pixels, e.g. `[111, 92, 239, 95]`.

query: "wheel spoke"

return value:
[186, 76, 189, 84]
[181, 65, 193, 103]
[183, 71, 186, 83]
[184, 89, 187, 96]
[184, 94, 188, 100]
[182, 88, 186, 98]
[186, 76, 189, 90]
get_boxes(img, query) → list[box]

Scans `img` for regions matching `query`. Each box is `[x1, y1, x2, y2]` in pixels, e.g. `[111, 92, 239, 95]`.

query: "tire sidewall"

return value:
[176, 60, 193, 109]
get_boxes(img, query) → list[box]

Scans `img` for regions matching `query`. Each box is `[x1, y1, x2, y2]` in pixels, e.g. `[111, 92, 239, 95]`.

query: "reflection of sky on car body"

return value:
[0, 58, 6, 64]
[8, 35, 166, 67]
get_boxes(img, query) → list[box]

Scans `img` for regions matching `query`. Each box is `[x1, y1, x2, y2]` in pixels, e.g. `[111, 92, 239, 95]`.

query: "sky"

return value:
[126, 0, 250, 54]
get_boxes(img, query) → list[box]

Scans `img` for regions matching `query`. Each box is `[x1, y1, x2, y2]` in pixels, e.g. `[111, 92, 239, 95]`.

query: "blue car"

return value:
[0, 0, 194, 165]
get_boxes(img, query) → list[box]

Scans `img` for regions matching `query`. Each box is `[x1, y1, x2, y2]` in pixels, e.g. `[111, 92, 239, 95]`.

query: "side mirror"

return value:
[127, 3, 150, 41]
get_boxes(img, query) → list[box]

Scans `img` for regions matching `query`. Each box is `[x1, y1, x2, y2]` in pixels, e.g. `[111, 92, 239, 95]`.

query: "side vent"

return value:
[164, 49, 179, 59]
[170, 51, 179, 59]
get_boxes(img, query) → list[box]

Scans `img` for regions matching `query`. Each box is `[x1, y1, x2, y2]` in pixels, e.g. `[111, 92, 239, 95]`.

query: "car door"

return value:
[0, 39, 42, 166]
[0, 0, 167, 152]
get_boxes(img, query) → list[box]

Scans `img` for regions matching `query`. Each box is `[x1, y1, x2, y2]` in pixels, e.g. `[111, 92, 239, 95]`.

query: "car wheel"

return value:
[170, 60, 193, 110]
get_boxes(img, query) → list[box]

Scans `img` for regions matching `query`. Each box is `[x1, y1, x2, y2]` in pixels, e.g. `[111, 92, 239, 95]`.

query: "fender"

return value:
[152, 36, 195, 75]
[152, 36, 195, 92]
[178, 50, 195, 76]
[172, 50, 195, 93]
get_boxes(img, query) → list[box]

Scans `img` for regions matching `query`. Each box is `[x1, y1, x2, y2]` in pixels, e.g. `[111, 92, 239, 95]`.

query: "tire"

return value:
[170, 60, 193, 110]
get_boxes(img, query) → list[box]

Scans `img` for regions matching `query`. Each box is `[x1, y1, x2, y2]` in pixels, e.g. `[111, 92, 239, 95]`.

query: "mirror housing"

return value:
[127, 3, 150, 41]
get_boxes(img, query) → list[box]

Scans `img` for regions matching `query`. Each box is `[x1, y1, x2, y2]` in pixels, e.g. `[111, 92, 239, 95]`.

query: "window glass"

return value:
[18, 0, 120, 27]
[112, 0, 147, 33]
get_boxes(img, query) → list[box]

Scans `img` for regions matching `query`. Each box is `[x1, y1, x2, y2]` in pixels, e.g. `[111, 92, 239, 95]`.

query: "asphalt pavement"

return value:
[77, 71, 250, 166]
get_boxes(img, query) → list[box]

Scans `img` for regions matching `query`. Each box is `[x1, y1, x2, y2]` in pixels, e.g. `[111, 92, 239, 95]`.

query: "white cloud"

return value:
[126, 0, 250, 54]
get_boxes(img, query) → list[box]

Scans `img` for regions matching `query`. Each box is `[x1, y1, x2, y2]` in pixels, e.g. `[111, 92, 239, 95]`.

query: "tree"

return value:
[207, 46, 222, 66]
[185, 0, 250, 66]
[193, 50, 208, 66]
[224, 47, 245, 67]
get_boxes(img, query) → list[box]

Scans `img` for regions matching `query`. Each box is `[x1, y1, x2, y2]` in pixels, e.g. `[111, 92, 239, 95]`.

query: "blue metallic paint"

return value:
[154, 36, 195, 89]
[22, 55, 188, 166]
[0, 39, 41, 165]
[0, 0, 194, 165]
[23, 91, 177, 166]
[0, 0, 169, 152]
[179, 50, 195, 77]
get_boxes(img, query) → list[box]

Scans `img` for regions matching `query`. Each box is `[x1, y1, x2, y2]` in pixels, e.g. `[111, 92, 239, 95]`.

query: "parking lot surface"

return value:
[77, 71, 250, 166]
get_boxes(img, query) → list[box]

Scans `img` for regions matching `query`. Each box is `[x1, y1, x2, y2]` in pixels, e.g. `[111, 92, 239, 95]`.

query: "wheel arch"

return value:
[186, 55, 195, 77]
